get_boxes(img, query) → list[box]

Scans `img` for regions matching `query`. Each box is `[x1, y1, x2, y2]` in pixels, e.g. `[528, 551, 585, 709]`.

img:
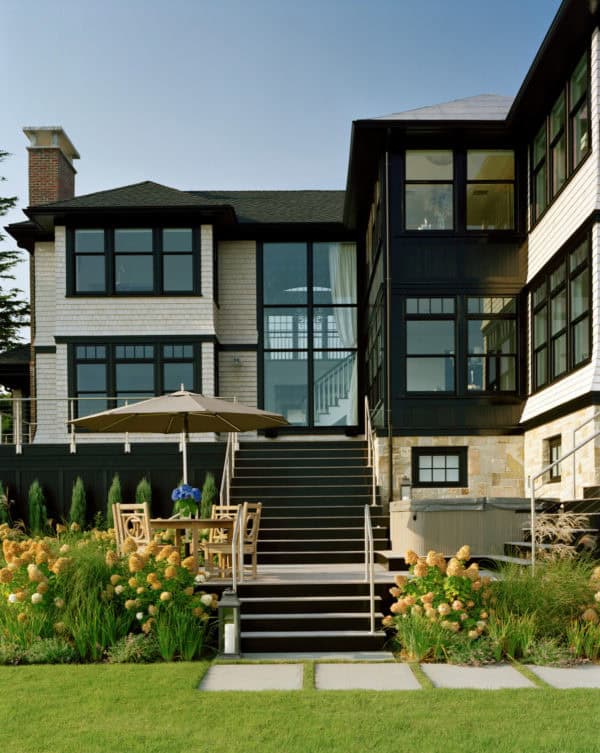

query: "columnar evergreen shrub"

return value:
[28, 480, 48, 535]
[201, 472, 217, 518]
[107, 473, 122, 528]
[0, 481, 10, 525]
[135, 477, 152, 512]
[69, 477, 87, 529]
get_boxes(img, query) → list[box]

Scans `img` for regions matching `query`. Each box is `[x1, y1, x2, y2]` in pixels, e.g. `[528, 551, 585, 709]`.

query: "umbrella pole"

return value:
[182, 415, 189, 485]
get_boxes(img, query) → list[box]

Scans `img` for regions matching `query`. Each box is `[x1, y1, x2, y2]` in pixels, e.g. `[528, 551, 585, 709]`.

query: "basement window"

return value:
[412, 447, 468, 488]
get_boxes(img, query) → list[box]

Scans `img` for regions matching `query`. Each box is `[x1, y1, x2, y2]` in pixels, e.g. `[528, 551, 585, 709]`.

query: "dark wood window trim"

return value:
[412, 446, 468, 488]
[67, 226, 201, 297]
[530, 230, 592, 393]
[530, 47, 591, 227]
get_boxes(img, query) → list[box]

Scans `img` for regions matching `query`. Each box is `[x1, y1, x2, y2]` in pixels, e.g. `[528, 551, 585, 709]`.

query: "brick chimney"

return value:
[23, 126, 80, 206]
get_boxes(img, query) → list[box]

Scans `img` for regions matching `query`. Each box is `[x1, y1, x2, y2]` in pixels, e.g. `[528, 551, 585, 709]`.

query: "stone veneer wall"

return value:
[376, 435, 524, 503]
[523, 404, 600, 501]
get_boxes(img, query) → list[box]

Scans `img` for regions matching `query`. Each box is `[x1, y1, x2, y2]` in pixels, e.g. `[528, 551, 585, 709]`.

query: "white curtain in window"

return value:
[328, 242, 358, 424]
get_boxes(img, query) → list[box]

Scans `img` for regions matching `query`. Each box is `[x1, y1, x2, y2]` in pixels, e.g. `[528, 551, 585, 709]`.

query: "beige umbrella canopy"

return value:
[68, 389, 288, 483]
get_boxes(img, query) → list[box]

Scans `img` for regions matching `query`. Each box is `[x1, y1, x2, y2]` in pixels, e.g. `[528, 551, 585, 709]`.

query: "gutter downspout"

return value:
[385, 147, 393, 503]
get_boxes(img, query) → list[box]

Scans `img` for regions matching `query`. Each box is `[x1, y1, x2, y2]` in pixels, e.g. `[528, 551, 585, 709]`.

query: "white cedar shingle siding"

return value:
[215, 240, 258, 344]
[218, 351, 258, 408]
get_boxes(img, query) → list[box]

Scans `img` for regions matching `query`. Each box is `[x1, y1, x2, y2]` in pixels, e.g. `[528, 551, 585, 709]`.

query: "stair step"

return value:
[240, 631, 386, 653]
[241, 613, 383, 631]
[260, 527, 368, 540]
[259, 538, 388, 552]
[236, 459, 370, 469]
[240, 596, 380, 614]
[258, 551, 365, 564]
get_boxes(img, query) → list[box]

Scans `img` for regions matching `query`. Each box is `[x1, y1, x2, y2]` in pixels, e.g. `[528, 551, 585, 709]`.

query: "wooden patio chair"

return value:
[201, 503, 243, 577]
[112, 502, 152, 555]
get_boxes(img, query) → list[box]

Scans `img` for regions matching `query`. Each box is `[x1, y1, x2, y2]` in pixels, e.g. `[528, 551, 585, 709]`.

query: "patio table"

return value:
[149, 517, 234, 574]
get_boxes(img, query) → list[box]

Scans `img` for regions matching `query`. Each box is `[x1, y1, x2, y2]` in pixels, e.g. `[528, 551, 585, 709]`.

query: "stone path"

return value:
[199, 660, 600, 692]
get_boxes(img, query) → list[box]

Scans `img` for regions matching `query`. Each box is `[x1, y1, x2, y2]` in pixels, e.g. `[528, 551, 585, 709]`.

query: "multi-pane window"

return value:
[466, 151, 515, 230]
[531, 49, 590, 224]
[366, 286, 385, 414]
[570, 53, 590, 168]
[73, 342, 198, 417]
[405, 151, 454, 230]
[412, 447, 467, 488]
[70, 227, 199, 295]
[262, 241, 357, 427]
[467, 297, 517, 391]
[406, 297, 455, 392]
[531, 234, 591, 391]
[547, 435, 562, 482]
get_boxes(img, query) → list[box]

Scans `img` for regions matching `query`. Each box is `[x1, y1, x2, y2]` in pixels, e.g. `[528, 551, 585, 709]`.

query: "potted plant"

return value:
[171, 484, 201, 518]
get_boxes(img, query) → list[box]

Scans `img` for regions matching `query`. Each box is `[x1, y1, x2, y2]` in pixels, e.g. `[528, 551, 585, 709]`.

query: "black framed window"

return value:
[366, 286, 385, 413]
[530, 48, 590, 225]
[467, 297, 517, 391]
[466, 150, 515, 230]
[74, 230, 106, 293]
[412, 447, 468, 488]
[570, 52, 590, 169]
[531, 233, 591, 392]
[69, 227, 200, 295]
[73, 341, 199, 417]
[406, 297, 455, 393]
[261, 241, 357, 427]
[546, 435, 562, 482]
[405, 150, 454, 230]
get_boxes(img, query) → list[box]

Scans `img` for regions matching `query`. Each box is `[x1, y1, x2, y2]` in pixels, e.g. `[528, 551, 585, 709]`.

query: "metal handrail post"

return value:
[231, 512, 241, 593]
[69, 399, 76, 454]
[364, 505, 375, 633]
[15, 400, 22, 455]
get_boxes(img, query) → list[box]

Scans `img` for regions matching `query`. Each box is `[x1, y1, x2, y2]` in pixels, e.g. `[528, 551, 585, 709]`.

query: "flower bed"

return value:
[385, 545, 600, 665]
[0, 523, 218, 664]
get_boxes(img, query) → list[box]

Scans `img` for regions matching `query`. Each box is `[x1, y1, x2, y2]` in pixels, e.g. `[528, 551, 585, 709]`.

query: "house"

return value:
[2, 0, 599, 524]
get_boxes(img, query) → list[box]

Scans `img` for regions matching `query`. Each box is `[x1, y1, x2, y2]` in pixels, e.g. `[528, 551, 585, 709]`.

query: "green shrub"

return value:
[0, 641, 23, 665]
[107, 633, 161, 664]
[201, 472, 218, 518]
[0, 481, 10, 525]
[486, 613, 537, 661]
[27, 479, 48, 535]
[392, 614, 448, 662]
[566, 620, 600, 661]
[69, 477, 87, 529]
[135, 477, 152, 511]
[23, 637, 79, 665]
[106, 473, 122, 529]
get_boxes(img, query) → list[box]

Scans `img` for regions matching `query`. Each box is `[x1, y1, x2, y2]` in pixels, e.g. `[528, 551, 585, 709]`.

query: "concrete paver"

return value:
[421, 663, 535, 689]
[529, 664, 600, 689]
[199, 663, 303, 691]
[315, 662, 421, 690]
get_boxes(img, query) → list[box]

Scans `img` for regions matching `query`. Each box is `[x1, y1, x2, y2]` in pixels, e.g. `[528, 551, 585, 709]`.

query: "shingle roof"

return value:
[188, 190, 345, 224]
[374, 94, 514, 121]
[29, 181, 345, 224]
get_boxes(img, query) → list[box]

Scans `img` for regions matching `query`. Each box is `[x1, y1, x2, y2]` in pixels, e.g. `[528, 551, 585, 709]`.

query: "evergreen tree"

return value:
[201, 472, 218, 518]
[0, 480, 10, 525]
[135, 476, 152, 512]
[27, 479, 48, 535]
[0, 150, 29, 353]
[69, 476, 87, 529]
[106, 473, 122, 528]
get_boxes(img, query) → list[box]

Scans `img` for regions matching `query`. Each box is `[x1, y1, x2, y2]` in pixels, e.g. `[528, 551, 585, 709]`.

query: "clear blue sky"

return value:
[1, 0, 561, 302]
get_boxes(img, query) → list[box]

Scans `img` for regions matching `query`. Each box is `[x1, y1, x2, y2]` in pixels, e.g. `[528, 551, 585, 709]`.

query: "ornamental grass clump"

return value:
[385, 546, 492, 659]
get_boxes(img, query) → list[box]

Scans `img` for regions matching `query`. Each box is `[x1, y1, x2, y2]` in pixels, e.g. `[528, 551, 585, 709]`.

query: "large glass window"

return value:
[531, 234, 591, 391]
[570, 52, 590, 168]
[467, 297, 517, 391]
[70, 227, 199, 295]
[466, 151, 515, 230]
[73, 342, 199, 417]
[405, 151, 453, 230]
[74, 230, 106, 293]
[530, 49, 590, 225]
[406, 297, 455, 392]
[262, 241, 357, 426]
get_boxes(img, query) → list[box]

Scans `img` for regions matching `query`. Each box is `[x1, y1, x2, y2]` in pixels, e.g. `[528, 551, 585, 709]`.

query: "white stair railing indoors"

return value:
[364, 396, 378, 507]
[364, 505, 375, 634]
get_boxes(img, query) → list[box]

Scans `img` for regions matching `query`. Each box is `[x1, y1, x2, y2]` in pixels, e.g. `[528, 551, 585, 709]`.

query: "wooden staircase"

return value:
[224, 440, 391, 652]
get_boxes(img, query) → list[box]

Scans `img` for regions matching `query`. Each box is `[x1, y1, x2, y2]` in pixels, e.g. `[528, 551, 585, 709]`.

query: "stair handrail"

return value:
[530, 426, 600, 570]
[231, 508, 242, 592]
[219, 432, 239, 506]
[572, 410, 600, 498]
[364, 396, 378, 506]
[364, 505, 375, 634]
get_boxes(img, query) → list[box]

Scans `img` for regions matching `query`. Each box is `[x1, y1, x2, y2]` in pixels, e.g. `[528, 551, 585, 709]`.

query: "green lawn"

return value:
[1, 663, 600, 753]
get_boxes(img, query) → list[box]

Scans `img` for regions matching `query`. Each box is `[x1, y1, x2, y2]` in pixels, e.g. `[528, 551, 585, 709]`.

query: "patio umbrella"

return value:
[68, 389, 288, 483]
